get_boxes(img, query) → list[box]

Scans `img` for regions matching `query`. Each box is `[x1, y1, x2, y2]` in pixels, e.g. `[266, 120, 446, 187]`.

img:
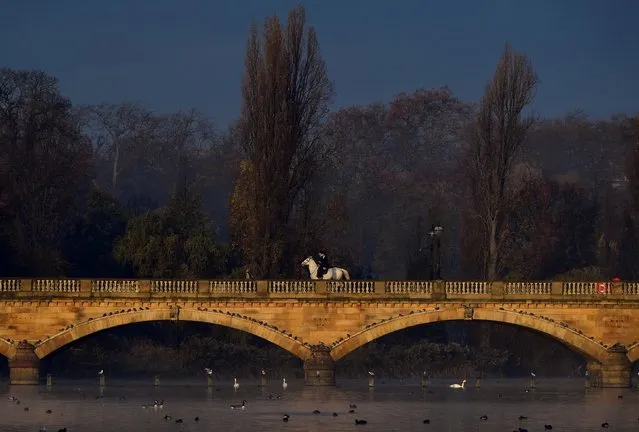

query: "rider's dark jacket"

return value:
[316, 253, 330, 277]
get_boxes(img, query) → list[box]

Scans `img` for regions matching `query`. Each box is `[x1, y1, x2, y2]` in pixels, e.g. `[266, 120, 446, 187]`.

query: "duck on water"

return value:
[230, 400, 247, 410]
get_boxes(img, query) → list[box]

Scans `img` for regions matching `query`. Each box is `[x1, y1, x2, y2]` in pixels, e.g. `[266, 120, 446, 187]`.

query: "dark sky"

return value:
[2, 0, 638, 125]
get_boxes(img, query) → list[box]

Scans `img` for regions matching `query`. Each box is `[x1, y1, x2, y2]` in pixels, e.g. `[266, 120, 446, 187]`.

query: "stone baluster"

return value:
[504, 281, 552, 295]
[0, 279, 21, 292]
[623, 282, 639, 295]
[386, 281, 433, 294]
[92, 280, 140, 293]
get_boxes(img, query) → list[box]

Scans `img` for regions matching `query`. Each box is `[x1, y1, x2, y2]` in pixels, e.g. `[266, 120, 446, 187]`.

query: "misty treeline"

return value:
[1, 6, 638, 282]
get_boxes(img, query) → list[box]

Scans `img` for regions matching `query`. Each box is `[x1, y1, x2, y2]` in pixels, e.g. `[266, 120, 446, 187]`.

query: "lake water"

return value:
[1, 378, 638, 431]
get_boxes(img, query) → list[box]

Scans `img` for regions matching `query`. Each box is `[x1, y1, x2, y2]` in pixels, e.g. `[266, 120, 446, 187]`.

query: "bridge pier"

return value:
[587, 344, 631, 388]
[303, 344, 335, 386]
[9, 341, 40, 385]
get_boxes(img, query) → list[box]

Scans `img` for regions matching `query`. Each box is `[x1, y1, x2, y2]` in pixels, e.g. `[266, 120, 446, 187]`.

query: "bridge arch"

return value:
[0, 338, 16, 359]
[33, 308, 312, 360]
[330, 307, 610, 362]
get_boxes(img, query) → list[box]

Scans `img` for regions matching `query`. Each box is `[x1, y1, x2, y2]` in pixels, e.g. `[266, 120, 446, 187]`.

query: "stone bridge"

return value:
[2, 278, 639, 387]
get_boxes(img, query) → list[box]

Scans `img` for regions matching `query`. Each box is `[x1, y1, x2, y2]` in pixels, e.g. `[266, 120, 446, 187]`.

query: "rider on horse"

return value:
[315, 251, 331, 279]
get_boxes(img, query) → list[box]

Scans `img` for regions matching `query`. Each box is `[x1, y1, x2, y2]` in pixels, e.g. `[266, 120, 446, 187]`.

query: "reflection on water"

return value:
[1, 378, 638, 431]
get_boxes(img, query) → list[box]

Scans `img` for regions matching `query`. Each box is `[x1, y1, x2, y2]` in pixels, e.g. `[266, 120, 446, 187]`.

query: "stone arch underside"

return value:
[330, 307, 610, 363]
[33, 308, 312, 360]
[0, 338, 16, 359]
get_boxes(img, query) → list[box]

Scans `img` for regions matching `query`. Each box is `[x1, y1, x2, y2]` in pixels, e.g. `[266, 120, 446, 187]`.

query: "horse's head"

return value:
[301, 256, 313, 267]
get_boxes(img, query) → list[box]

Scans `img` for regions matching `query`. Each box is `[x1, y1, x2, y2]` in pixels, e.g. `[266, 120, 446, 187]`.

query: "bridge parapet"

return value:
[92, 279, 140, 293]
[326, 280, 375, 294]
[0, 278, 632, 300]
[623, 282, 639, 295]
[562, 281, 608, 295]
[151, 280, 198, 293]
[504, 281, 552, 295]
[385, 281, 434, 294]
[33, 279, 80, 292]
[445, 281, 489, 294]
[0, 279, 21, 292]
[210, 280, 258, 294]
[269, 280, 314, 294]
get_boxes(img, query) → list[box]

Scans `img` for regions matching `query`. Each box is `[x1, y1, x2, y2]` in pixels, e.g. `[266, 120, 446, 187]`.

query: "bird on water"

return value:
[450, 379, 466, 389]
[230, 400, 247, 410]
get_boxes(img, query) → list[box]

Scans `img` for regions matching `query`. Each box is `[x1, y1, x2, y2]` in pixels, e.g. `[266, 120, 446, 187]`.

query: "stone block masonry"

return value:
[1, 278, 638, 387]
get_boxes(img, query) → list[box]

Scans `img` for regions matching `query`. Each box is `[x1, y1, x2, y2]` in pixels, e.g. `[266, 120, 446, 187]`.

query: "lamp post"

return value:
[428, 224, 443, 280]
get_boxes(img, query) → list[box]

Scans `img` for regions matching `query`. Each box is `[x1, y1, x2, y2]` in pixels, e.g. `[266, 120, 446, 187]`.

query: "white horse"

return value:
[301, 256, 350, 280]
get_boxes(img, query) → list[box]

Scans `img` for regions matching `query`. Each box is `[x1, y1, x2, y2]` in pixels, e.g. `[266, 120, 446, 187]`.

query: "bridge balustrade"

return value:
[503, 281, 552, 295]
[33, 279, 80, 292]
[269, 280, 314, 294]
[326, 280, 374, 294]
[445, 281, 489, 295]
[92, 280, 140, 293]
[385, 281, 433, 294]
[211, 280, 257, 294]
[622, 282, 639, 295]
[0, 279, 21, 292]
[0, 278, 632, 299]
[151, 280, 198, 293]
[562, 282, 603, 295]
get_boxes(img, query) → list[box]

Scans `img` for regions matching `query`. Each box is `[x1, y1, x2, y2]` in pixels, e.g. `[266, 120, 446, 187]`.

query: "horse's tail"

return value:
[342, 269, 350, 280]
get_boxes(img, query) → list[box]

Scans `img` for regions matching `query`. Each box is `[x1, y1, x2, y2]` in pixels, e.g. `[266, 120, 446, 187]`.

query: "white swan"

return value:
[450, 379, 466, 389]
[282, 378, 288, 389]
[233, 378, 239, 389]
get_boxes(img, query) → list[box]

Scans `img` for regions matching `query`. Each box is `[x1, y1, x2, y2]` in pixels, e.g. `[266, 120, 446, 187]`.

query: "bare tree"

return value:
[230, 6, 333, 278]
[625, 115, 639, 214]
[463, 43, 538, 280]
[159, 109, 218, 193]
[0, 151, 7, 211]
[78, 102, 155, 196]
[386, 86, 473, 172]
[0, 68, 93, 274]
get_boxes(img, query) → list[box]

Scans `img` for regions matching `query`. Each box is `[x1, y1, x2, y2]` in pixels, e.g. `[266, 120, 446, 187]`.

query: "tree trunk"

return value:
[112, 143, 120, 194]
[487, 217, 498, 280]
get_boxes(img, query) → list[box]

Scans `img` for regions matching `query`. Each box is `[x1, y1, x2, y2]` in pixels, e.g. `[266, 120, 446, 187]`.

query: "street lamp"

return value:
[428, 224, 443, 280]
